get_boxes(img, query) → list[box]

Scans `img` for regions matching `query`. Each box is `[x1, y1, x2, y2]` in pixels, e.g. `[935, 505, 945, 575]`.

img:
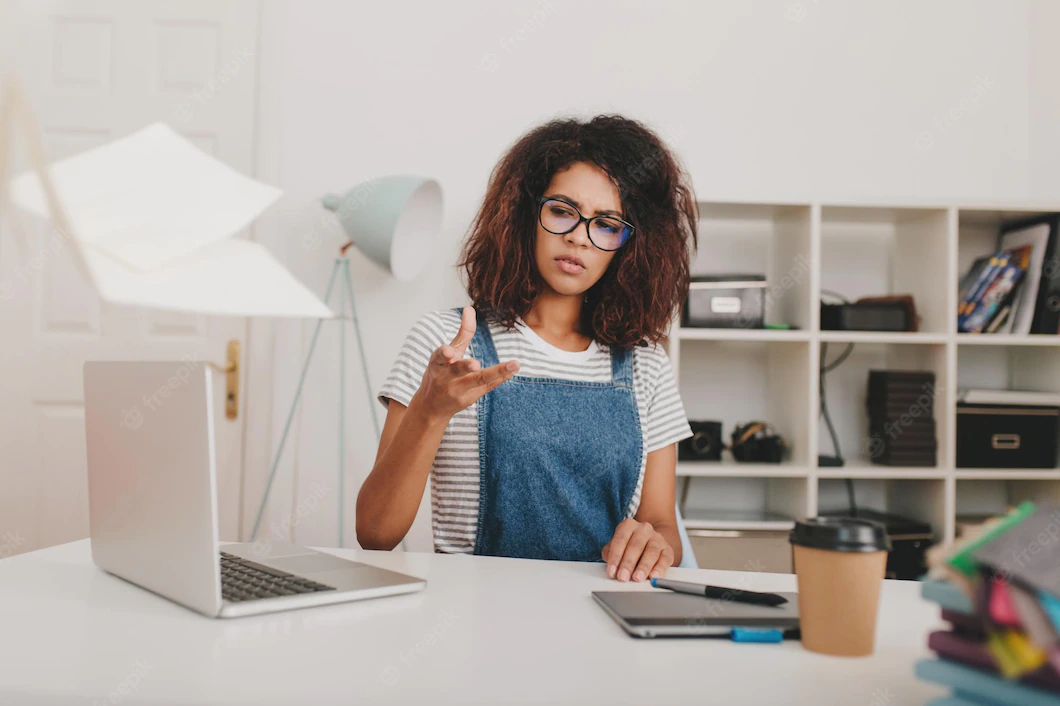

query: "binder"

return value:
[998, 214, 1060, 335]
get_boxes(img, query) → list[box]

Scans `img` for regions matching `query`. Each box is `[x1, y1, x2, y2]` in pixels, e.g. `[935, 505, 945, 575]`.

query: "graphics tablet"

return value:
[592, 590, 800, 638]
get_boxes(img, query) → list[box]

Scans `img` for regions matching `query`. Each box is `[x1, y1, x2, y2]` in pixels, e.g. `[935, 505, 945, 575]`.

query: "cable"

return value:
[819, 343, 844, 461]
[819, 340, 858, 517]
[820, 289, 851, 304]
[822, 341, 855, 373]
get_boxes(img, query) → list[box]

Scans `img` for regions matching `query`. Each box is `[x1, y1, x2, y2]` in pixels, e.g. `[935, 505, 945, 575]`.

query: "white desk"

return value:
[1, 540, 946, 705]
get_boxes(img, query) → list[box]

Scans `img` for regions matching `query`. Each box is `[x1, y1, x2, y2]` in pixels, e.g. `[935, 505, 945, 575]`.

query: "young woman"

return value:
[357, 115, 698, 582]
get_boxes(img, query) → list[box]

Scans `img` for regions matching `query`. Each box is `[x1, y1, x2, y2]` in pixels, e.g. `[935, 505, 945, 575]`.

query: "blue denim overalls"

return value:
[462, 307, 644, 562]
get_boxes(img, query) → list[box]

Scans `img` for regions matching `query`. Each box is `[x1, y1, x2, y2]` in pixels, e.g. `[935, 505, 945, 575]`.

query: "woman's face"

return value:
[534, 161, 622, 297]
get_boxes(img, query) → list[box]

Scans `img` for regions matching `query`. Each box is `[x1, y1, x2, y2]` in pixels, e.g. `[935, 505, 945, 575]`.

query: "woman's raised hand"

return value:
[412, 306, 520, 423]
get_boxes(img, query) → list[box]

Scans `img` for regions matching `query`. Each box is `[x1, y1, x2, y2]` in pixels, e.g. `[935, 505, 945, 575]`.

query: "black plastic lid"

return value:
[789, 516, 891, 553]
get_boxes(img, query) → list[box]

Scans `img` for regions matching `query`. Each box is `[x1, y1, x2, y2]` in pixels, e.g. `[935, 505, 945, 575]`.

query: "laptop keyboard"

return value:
[220, 551, 336, 603]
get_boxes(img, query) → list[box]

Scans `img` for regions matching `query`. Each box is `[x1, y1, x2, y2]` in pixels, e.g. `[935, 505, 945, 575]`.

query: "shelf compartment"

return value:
[818, 331, 949, 345]
[677, 459, 809, 477]
[676, 327, 811, 342]
[956, 478, 1060, 519]
[957, 334, 1060, 346]
[694, 202, 813, 330]
[680, 339, 812, 466]
[955, 470, 1060, 480]
[820, 206, 950, 334]
[682, 509, 795, 531]
[817, 478, 946, 541]
[955, 208, 1060, 337]
[817, 341, 950, 468]
[681, 476, 809, 530]
[816, 466, 947, 480]
[956, 343, 1060, 400]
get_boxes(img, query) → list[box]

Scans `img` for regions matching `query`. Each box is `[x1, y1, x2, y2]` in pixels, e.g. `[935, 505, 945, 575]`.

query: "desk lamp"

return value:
[250, 176, 443, 547]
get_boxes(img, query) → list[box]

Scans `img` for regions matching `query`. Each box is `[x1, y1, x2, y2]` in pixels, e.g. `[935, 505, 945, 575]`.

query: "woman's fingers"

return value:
[632, 537, 670, 583]
[448, 358, 482, 376]
[648, 544, 675, 581]
[449, 306, 477, 356]
[431, 307, 479, 367]
[431, 344, 458, 366]
[615, 523, 654, 582]
[605, 519, 637, 578]
[462, 360, 519, 396]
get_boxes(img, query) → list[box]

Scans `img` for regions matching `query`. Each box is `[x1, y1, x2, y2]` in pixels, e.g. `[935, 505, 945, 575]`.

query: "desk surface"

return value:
[1, 540, 945, 705]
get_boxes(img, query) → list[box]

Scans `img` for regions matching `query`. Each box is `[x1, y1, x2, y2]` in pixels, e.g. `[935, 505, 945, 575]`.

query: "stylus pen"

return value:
[650, 578, 789, 606]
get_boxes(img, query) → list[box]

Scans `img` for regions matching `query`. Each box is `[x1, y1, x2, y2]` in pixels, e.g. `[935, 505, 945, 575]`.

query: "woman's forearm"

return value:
[355, 395, 449, 550]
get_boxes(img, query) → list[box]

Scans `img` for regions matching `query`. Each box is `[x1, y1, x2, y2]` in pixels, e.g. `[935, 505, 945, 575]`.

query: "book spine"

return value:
[964, 262, 1024, 333]
[959, 255, 1004, 325]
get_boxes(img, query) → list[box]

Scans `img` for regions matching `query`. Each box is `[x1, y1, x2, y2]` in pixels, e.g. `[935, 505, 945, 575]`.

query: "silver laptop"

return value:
[83, 360, 425, 618]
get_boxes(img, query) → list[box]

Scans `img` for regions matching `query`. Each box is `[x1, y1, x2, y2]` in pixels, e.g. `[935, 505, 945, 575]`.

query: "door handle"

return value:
[208, 340, 241, 420]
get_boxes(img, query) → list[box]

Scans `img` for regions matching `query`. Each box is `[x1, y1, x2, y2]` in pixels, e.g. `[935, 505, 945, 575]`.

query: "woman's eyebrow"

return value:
[548, 193, 624, 218]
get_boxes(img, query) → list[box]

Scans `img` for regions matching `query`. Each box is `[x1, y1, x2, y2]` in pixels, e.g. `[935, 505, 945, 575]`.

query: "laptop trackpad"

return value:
[267, 552, 356, 575]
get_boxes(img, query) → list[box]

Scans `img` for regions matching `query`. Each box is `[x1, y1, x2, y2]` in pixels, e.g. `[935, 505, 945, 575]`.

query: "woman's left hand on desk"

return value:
[601, 518, 674, 583]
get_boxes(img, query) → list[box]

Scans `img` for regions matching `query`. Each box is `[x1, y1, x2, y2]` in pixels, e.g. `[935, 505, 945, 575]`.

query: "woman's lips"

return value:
[555, 257, 585, 275]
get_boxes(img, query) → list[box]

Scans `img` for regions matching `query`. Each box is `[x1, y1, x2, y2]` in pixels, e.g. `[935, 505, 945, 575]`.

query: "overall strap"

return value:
[610, 344, 635, 388]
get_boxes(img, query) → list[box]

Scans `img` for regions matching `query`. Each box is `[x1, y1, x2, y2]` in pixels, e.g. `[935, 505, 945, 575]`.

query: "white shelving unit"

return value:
[668, 200, 1060, 545]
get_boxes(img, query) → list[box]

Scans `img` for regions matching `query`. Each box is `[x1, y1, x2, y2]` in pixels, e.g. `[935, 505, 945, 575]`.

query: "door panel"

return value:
[0, 0, 260, 553]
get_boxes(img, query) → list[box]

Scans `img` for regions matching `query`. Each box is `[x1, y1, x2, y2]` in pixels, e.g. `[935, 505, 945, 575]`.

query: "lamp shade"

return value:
[322, 175, 442, 282]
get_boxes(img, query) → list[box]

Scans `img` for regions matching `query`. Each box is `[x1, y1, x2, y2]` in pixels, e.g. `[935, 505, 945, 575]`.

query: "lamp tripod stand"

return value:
[250, 242, 379, 548]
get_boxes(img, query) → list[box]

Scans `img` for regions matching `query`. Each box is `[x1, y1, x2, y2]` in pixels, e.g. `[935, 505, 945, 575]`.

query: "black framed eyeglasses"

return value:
[537, 196, 635, 252]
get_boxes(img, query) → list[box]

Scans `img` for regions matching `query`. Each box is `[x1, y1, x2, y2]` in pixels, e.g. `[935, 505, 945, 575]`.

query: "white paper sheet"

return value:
[5, 118, 332, 318]
[83, 238, 334, 318]
[9, 122, 282, 272]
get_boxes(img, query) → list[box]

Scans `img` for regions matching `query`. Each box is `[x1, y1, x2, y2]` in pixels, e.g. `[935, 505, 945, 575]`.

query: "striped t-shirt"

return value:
[376, 308, 693, 554]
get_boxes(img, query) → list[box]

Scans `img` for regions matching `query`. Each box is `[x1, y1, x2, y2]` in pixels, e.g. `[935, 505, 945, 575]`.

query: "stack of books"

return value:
[916, 502, 1060, 706]
[958, 245, 1033, 334]
[867, 370, 937, 466]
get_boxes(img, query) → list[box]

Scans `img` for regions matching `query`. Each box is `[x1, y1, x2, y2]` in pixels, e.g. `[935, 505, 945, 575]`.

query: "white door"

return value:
[0, 0, 260, 554]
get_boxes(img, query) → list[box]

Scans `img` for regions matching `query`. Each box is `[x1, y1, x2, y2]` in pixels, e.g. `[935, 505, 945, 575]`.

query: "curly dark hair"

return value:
[457, 115, 698, 350]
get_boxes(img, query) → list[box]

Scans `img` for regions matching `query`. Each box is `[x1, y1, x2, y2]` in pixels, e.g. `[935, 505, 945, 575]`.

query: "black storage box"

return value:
[683, 274, 765, 329]
[866, 370, 938, 467]
[956, 403, 1060, 468]
[821, 509, 933, 580]
[821, 302, 913, 332]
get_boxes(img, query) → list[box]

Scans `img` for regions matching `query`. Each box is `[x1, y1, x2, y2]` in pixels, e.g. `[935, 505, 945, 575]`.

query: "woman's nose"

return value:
[564, 221, 592, 248]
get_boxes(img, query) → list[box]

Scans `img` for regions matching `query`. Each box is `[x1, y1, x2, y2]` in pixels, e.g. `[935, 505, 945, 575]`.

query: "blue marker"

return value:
[731, 628, 784, 643]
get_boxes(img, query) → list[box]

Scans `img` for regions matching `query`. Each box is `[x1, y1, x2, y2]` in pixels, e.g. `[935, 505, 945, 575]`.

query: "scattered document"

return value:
[9, 122, 281, 271]
[85, 238, 333, 318]
[6, 121, 333, 318]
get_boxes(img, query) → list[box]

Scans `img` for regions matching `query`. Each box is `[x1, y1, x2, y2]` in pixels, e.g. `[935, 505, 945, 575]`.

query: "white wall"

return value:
[248, 0, 1054, 551]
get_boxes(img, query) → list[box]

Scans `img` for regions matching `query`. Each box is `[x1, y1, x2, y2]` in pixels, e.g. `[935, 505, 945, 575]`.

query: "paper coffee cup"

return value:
[789, 517, 891, 657]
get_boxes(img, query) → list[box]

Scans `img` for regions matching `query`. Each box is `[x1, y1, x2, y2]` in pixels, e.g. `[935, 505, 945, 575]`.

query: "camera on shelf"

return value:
[678, 420, 788, 463]
[730, 421, 788, 464]
[678, 421, 723, 461]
